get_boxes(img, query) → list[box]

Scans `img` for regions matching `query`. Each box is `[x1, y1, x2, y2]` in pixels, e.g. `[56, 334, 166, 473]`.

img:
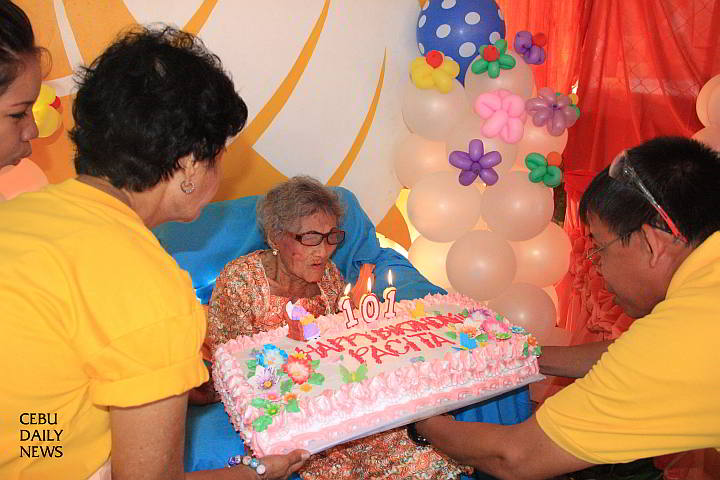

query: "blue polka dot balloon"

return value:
[416, 0, 506, 85]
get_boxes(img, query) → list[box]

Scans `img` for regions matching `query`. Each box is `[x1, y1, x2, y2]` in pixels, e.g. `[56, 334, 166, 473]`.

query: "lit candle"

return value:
[359, 277, 380, 324]
[383, 270, 397, 319]
[338, 283, 357, 328]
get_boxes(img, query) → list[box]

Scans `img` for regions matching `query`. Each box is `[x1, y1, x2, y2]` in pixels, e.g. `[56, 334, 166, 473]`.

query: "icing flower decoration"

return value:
[261, 344, 289, 368]
[525, 87, 579, 136]
[248, 365, 279, 391]
[514, 31, 547, 65]
[482, 318, 511, 340]
[299, 384, 313, 393]
[525, 152, 563, 188]
[474, 89, 526, 143]
[283, 393, 297, 403]
[410, 50, 461, 93]
[449, 139, 502, 186]
[470, 39, 516, 79]
[283, 355, 312, 384]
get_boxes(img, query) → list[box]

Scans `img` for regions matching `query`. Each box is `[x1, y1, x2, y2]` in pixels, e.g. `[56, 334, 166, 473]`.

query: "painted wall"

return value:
[21, 0, 418, 244]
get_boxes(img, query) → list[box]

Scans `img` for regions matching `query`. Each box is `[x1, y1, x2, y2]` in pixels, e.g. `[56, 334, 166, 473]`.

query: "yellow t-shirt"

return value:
[536, 232, 720, 464]
[0, 179, 208, 479]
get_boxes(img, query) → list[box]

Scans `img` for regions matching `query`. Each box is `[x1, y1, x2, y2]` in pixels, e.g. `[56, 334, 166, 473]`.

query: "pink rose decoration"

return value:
[525, 87, 579, 136]
[474, 89, 526, 144]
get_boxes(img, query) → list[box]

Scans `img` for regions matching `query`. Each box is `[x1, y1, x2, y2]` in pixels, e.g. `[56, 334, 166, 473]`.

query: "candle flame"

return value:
[367, 277, 372, 292]
[388, 269, 393, 286]
[343, 283, 351, 295]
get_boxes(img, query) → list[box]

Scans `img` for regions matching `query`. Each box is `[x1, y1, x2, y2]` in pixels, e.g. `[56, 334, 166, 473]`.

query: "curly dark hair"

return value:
[580, 136, 720, 246]
[70, 26, 248, 192]
[0, 0, 46, 94]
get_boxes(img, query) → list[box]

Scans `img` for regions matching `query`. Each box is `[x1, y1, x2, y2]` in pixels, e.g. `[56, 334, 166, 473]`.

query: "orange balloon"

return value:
[546, 151, 562, 167]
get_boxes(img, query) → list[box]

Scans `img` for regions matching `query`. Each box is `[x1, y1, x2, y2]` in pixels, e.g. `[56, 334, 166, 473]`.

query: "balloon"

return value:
[510, 222, 571, 287]
[395, 189, 421, 243]
[410, 53, 461, 93]
[473, 88, 526, 143]
[696, 74, 720, 127]
[515, 122, 568, 168]
[525, 88, 579, 136]
[469, 40, 516, 79]
[416, 0, 506, 84]
[706, 86, 720, 127]
[464, 51, 534, 101]
[449, 139, 501, 186]
[692, 126, 720, 151]
[393, 134, 452, 188]
[487, 283, 557, 340]
[514, 31, 546, 65]
[446, 229, 516, 300]
[480, 171, 554, 241]
[31, 84, 62, 139]
[525, 152, 563, 188]
[401, 79, 469, 141]
[407, 171, 483, 242]
[445, 114, 517, 177]
[408, 235, 454, 292]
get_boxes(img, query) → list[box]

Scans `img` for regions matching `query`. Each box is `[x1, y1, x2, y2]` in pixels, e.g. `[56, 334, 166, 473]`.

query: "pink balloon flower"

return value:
[473, 89, 526, 144]
[525, 87, 579, 137]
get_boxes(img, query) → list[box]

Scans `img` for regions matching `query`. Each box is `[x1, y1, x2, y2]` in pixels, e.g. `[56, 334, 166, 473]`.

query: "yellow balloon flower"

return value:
[410, 51, 460, 94]
[32, 84, 62, 138]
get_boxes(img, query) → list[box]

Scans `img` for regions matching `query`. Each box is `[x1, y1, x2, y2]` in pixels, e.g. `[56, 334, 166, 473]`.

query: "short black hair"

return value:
[70, 26, 248, 192]
[0, 0, 45, 94]
[579, 136, 720, 246]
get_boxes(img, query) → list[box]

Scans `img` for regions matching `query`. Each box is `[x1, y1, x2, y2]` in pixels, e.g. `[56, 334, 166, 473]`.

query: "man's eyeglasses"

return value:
[608, 152, 687, 243]
[585, 236, 623, 266]
[288, 229, 345, 247]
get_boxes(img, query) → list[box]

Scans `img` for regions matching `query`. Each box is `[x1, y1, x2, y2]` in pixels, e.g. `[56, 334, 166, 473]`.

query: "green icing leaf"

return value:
[266, 404, 280, 416]
[460, 309, 470, 317]
[445, 331, 458, 340]
[523, 343, 529, 357]
[355, 364, 368, 381]
[533, 346, 543, 357]
[311, 360, 320, 368]
[251, 398, 270, 409]
[252, 415, 273, 432]
[308, 373, 325, 385]
[285, 398, 300, 413]
[433, 310, 442, 316]
[280, 379, 293, 395]
[475, 333, 489, 342]
[495, 313, 505, 321]
[339, 365, 352, 384]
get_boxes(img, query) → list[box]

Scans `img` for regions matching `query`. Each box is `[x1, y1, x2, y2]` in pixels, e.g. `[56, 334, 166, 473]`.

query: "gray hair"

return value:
[256, 176, 346, 241]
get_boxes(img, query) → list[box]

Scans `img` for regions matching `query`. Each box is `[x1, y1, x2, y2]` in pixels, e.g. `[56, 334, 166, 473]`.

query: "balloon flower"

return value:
[474, 88, 526, 143]
[449, 139, 502, 186]
[470, 39, 516, 79]
[568, 93, 581, 118]
[525, 87, 579, 137]
[525, 152, 563, 188]
[410, 50, 461, 94]
[32, 84, 62, 138]
[514, 31, 547, 65]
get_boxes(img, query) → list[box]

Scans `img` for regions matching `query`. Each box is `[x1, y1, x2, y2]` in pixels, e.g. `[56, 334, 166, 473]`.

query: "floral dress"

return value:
[207, 250, 471, 480]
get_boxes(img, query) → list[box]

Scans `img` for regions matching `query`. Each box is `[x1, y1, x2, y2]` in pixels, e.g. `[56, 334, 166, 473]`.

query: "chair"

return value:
[153, 187, 531, 477]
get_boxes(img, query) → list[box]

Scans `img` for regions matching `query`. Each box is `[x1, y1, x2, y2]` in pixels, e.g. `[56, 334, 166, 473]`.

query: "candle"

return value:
[339, 283, 358, 328]
[359, 277, 380, 324]
[382, 270, 397, 319]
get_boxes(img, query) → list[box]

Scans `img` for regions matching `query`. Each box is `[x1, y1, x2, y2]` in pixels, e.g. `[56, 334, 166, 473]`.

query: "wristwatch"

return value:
[406, 422, 431, 446]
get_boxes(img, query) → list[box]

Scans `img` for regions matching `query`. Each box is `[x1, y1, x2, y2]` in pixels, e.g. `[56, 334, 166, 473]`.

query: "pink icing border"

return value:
[213, 293, 538, 456]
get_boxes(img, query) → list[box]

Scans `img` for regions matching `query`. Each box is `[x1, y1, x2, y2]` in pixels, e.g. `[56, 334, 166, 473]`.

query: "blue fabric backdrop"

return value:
[153, 188, 531, 479]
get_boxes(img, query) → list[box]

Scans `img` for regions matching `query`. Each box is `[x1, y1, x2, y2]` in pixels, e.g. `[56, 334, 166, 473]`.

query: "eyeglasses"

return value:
[608, 152, 687, 243]
[288, 229, 345, 247]
[585, 235, 623, 266]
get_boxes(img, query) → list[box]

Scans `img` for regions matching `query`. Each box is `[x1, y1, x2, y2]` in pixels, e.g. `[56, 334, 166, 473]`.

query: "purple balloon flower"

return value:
[514, 31, 546, 65]
[525, 87, 579, 136]
[448, 139, 502, 186]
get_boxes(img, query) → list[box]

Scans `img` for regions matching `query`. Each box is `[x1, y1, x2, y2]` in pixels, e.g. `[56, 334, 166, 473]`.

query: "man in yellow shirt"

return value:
[415, 136, 720, 479]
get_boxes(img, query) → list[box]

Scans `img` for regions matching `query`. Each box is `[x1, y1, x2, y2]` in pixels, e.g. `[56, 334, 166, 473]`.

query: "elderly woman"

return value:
[0, 0, 42, 169]
[0, 24, 306, 480]
[206, 176, 470, 480]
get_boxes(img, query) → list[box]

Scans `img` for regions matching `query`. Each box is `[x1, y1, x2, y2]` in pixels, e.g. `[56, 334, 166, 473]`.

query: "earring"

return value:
[272, 248, 278, 256]
[180, 180, 195, 194]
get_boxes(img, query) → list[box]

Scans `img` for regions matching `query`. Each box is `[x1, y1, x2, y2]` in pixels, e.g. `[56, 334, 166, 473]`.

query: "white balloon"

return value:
[487, 283, 557, 342]
[401, 80, 470, 141]
[511, 223, 572, 287]
[393, 134, 451, 188]
[464, 51, 535, 102]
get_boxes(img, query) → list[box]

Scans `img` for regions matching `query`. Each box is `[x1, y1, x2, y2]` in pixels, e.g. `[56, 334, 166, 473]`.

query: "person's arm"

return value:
[415, 415, 592, 480]
[110, 393, 308, 480]
[538, 340, 612, 378]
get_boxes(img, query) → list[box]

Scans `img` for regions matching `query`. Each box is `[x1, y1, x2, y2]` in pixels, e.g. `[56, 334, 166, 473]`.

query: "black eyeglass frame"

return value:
[287, 229, 346, 247]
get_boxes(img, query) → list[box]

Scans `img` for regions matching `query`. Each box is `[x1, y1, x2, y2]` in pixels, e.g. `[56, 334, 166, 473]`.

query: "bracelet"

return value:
[406, 422, 431, 446]
[227, 454, 266, 476]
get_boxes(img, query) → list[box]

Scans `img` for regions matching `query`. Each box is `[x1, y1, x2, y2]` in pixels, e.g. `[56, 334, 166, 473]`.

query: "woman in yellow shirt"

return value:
[0, 15, 307, 480]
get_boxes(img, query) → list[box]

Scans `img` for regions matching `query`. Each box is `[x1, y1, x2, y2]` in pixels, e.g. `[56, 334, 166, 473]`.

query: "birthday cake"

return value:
[213, 292, 543, 456]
